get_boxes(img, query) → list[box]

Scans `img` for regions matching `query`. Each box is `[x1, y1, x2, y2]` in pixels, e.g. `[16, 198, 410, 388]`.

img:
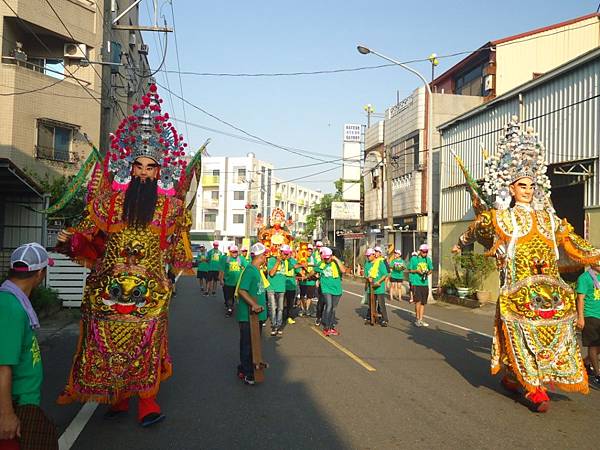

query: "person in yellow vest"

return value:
[313, 247, 346, 335]
[280, 244, 303, 326]
[365, 248, 390, 326]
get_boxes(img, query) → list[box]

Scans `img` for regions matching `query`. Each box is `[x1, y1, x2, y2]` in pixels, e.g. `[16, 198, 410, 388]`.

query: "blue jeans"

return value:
[322, 293, 340, 328]
[268, 291, 285, 329]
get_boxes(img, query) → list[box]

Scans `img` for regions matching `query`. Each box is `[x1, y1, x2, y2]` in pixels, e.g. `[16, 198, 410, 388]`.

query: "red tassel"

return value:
[160, 197, 170, 249]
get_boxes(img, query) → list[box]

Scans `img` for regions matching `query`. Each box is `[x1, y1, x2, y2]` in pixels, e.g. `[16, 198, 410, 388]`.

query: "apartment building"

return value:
[273, 178, 323, 237]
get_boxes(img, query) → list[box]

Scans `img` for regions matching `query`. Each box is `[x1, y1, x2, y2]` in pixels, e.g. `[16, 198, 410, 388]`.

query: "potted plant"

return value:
[453, 252, 495, 300]
[439, 275, 458, 296]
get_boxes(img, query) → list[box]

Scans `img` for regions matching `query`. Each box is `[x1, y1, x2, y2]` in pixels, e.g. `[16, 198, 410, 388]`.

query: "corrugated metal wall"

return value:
[441, 55, 600, 223]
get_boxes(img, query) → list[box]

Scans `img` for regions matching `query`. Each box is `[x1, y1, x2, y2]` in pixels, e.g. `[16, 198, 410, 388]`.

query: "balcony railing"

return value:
[35, 145, 77, 164]
[202, 221, 216, 230]
[275, 192, 283, 200]
[202, 200, 219, 209]
[202, 175, 220, 187]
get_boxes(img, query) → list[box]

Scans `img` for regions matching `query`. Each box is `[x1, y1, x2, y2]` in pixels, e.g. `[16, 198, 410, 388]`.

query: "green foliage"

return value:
[452, 252, 496, 290]
[30, 285, 62, 314]
[28, 172, 86, 226]
[305, 178, 345, 238]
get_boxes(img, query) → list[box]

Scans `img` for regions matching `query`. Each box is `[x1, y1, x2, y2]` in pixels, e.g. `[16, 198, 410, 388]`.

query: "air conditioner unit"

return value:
[139, 43, 149, 55]
[64, 43, 87, 59]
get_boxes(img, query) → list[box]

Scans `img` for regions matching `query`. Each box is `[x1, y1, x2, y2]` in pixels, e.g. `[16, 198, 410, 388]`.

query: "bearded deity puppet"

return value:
[55, 84, 198, 426]
[452, 117, 600, 412]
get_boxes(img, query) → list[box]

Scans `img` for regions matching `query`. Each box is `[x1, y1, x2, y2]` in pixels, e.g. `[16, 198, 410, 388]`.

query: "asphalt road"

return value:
[38, 277, 600, 450]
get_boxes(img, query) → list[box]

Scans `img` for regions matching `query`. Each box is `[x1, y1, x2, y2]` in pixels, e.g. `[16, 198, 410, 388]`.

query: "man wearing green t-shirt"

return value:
[236, 243, 268, 385]
[408, 244, 433, 327]
[280, 244, 302, 326]
[576, 263, 600, 387]
[240, 247, 249, 267]
[389, 249, 406, 302]
[196, 245, 210, 295]
[266, 250, 288, 336]
[313, 247, 346, 335]
[207, 241, 223, 296]
[365, 249, 390, 326]
[0, 243, 58, 448]
[220, 245, 247, 317]
[299, 245, 318, 317]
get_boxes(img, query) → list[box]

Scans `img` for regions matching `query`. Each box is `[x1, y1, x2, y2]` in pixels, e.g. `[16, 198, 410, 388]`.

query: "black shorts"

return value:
[413, 285, 429, 304]
[390, 278, 403, 284]
[223, 285, 236, 302]
[582, 316, 600, 347]
[300, 284, 317, 299]
[197, 271, 208, 280]
[207, 270, 220, 281]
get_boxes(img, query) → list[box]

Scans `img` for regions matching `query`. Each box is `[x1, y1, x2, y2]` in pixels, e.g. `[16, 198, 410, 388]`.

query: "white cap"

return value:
[411, 251, 418, 256]
[212, 240, 219, 247]
[316, 241, 323, 247]
[394, 249, 401, 254]
[365, 248, 375, 256]
[250, 242, 267, 256]
[229, 245, 239, 252]
[280, 244, 292, 254]
[320, 247, 333, 257]
[374, 246, 382, 253]
[241, 247, 248, 252]
[10, 242, 54, 272]
[419, 244, 430, 252]
[307, 244, 314, 249]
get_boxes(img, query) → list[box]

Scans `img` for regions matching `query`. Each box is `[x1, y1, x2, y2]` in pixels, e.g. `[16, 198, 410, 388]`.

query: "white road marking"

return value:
[58, 402, 98, 450]
[343, 289, 493, 339]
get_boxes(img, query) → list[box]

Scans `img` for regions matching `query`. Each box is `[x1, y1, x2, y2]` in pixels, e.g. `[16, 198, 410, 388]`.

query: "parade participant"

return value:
[366, 248, 390, 327]
[281, 244, 302, 325]
[313, 247, 346, 336]
[576, 263, 600, 387]
[55, 85, 194, 427]
[407, 251, 418, 303]
[220, 245, 246, 317]
[299, 244, 318, 317]
[196, 245, 209, 295]
[389, 249, 406, 302]
[236, 243, 268, 385]
[0, 244, 58, 450]
[408, 245, 432, 327]
[266, 249, 287, 336]
[207, 241, 222, 296]
[314, 241, 325, 326]
[240, 247, 249, 266]
[452, 118, 600, 412]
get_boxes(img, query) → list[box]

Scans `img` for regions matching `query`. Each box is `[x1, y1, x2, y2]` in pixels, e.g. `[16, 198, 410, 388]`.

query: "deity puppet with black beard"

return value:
[123, 176, 159, 227]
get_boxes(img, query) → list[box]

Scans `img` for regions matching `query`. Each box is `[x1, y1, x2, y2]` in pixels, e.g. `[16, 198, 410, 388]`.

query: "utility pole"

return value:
[384, 146, 394, 248]
[245, 175, 253, 240]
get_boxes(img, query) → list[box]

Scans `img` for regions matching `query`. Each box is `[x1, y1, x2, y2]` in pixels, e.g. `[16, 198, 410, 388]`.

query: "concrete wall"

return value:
[587, 207, 600, 249]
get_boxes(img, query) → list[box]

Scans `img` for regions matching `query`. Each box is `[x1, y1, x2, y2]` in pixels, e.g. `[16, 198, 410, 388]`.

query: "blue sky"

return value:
[140, 0, 597, 193]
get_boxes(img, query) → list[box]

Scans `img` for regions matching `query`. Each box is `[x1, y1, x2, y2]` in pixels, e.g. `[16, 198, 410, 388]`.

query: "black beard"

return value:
[123, 176, 158, 227]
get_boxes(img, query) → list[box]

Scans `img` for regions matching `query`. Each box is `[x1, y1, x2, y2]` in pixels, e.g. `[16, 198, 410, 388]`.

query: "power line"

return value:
[168, 0, 190, 140]
[155, 81, 346, 163]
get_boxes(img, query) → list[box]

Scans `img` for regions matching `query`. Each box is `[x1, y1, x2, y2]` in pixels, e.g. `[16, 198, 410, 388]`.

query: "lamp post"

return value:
[357, 45, 434, 300]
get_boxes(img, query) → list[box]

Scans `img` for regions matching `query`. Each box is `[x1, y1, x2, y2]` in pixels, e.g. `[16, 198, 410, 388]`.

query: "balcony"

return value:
[202, 221, 216, 230]
[202, 175, 220, 187]
[202, 199, 219, 210]
[275, 192, 283, 200]
[298, 199, 305, 206]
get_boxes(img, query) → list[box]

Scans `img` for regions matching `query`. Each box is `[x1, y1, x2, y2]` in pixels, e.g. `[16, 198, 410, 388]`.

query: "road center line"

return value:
[58, 402, 98, 450]
[309, 326, 376, 372]
[343, 289, 493, 339]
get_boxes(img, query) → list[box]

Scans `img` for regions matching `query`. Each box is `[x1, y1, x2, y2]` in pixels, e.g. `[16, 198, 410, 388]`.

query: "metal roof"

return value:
[0, 158, 45, 198]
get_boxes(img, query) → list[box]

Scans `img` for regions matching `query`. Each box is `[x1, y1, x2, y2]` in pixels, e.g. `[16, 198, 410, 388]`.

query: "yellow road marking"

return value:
[310, 326, 376, 372]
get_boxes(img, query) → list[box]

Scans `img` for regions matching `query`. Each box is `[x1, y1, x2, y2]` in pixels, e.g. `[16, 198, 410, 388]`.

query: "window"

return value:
[236, 168, 246, 183]
[211, 191, 219, 200]
[212, 169, 220, 177]
[204, 213, 216, 224]
[233, 214, 244, 224]
[390, 134, 419, 178]
[234, 191, 244, 200]
[454, 65, 484, 96]
[27, 58, 65, 80]
[36, 120, 73, 162]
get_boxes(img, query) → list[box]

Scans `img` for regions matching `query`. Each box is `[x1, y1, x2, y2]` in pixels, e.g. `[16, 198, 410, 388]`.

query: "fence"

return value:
[46, 252, 88, 307]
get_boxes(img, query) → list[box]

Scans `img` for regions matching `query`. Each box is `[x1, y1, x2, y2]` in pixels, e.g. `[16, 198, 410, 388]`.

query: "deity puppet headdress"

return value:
[107, 84, 188, 196]
[482, 116, 552, 211]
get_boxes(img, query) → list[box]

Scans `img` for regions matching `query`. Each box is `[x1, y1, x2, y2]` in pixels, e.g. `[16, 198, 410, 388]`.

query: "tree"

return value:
[28, 172, 87, 227]
[305, 179, 344, 238]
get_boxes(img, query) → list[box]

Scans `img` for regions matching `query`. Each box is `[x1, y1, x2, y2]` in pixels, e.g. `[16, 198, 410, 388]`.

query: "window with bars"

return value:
[36, 120, 73, 162]
[233, 214, 244, 224]
[234, 191, 245, 200]
[390, 135, 419, 178]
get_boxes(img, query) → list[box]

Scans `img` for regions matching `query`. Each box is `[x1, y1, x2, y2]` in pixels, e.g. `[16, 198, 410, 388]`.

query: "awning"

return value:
[0, 158, 45, 198]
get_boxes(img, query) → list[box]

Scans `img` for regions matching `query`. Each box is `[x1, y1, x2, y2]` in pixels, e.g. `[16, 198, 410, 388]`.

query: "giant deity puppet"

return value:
[55, 84, 202, 427]
[452, 117, 600, 412]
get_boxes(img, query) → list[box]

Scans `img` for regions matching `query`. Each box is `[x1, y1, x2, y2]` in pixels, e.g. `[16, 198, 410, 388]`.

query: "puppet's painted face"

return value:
[509, 177, 534, 204]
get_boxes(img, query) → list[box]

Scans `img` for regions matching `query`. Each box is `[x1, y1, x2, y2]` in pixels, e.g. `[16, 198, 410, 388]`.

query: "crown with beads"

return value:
[107, 84, 188, 196]
[482, 116, 552, 211]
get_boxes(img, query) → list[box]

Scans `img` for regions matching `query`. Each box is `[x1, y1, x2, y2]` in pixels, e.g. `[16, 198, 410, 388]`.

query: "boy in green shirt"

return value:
[0, 243, 58, 448]
[389, 249, 406, 302]
[576, 263, 600, 387]
[280, 245, 302, 326]
[220, 245, 247, 317]
[196, 245, 210, 295]
[206, 241, 223, 296]
[313, 247, 346, 336]
[266, 249, 288, 336]
[236, 243, 269, 385]
[408, 244, 433, 327]
[299, 245, 318, 317]
[365, 249, 390, 327]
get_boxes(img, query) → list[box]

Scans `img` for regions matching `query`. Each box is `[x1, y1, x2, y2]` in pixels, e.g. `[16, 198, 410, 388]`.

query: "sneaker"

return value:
[315, 318, 321, 326]
[270, 329, 277, 336]
[140, 412, 166, 427]
[287, 317, 296, 325]
[277, 329, 283, 336]
[421, 321, 430, 327]
[380, 321, 388, 327]
[243, 375, 256, 386]
[323, 328, 331, 336]
[590, 375, 600, 388]
[414, 320, 423, 327]
[225, 308, 233, 317]
[261, 322, 266, 328]
[328, 328, 340, 336]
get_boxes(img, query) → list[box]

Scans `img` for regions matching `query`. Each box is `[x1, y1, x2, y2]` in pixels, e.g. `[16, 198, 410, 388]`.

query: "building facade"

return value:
[273, 177, 323, 238]
[439, 48, 600, 297]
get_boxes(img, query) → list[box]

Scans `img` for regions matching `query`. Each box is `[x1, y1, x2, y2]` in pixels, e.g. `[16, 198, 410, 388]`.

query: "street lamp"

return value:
[357, 44, 434, 300]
